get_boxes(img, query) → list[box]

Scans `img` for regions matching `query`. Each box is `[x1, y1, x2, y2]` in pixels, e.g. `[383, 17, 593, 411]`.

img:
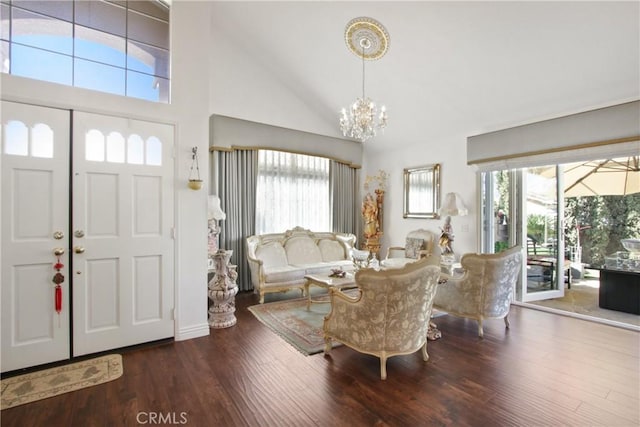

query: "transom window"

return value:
[0, 0, 170, 103]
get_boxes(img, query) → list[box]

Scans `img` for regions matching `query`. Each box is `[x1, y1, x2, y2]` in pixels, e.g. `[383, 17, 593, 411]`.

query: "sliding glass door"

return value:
[480, 166, 566, 303]
[522, 165, 565, 301]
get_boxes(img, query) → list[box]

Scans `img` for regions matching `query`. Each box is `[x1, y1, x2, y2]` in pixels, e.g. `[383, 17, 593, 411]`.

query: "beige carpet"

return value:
[1, 354, 123, 410]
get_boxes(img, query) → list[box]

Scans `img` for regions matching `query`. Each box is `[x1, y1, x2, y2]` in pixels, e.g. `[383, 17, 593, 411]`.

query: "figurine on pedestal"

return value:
[362, 171, 387, 258]
[362, 190, 384, 257]
[208, 249, 238, 328]
[207, 195, 237, 328]
[438, 192, 468, 275]
[208, 195, 226, 255]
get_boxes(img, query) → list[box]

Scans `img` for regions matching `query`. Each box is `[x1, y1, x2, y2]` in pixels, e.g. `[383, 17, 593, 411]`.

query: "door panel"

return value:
[72, 111, 174, 356]
[1, 101, 70, 372]
[522, 166, 565, 302]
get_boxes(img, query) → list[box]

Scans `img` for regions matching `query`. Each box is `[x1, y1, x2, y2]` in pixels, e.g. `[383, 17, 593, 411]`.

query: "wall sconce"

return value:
[188, 147, 203, 190]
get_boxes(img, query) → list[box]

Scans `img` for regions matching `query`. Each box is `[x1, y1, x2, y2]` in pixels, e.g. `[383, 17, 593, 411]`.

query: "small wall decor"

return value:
[188, 147, 203, 190]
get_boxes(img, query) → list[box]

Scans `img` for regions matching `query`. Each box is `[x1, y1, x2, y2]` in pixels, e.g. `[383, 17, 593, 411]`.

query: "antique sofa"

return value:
[246, 227, 357, 303]
[323, 258, 442, 380]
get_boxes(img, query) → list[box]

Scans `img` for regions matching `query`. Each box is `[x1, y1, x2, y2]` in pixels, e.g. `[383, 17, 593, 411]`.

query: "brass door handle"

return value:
[74, 246, 85, 254]
[54, 247, 65, 256]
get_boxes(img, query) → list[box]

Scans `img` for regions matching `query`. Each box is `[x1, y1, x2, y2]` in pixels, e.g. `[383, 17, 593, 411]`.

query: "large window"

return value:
[255, 150, 330, 234]
[1, 0, 169, 103]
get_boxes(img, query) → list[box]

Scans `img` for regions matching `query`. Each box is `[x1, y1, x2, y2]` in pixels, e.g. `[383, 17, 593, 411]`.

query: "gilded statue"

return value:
[362, 192, 379, 238]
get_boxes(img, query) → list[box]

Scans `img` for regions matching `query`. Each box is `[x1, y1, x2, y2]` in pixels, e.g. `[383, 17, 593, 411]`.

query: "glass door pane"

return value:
[522, 165, 565, 301]
[480, 170, 514, 254]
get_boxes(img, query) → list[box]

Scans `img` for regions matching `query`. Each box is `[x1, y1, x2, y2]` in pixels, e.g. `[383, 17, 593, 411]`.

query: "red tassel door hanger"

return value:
[52, 256, 64, 327]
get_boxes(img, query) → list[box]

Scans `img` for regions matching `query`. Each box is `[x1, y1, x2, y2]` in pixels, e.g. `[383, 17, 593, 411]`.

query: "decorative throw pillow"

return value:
[405, 237, 424, 259]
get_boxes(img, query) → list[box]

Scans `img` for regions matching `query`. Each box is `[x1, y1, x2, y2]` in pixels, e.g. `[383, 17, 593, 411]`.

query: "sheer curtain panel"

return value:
[255, 150, 330, 235]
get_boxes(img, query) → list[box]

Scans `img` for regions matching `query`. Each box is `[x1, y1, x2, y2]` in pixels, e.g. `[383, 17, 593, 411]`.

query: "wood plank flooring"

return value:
[2, 291, 639, 426]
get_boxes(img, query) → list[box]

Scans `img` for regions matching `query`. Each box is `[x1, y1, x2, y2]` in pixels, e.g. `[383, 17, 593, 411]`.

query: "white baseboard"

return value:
[175, 323, 210, 341]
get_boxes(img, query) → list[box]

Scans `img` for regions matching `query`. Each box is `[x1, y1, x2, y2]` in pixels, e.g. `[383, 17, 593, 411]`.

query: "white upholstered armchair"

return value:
[381, 229, 439, 269]
[433, 245, 523, 338]
[323, 259, 441, 380]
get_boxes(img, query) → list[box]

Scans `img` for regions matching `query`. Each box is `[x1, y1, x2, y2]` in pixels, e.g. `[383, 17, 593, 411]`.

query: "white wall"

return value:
[0, 1, 212, 342]
[170, 1, 211, 340]
[208, 3, 344, 140]
[362, 131, 478, 260]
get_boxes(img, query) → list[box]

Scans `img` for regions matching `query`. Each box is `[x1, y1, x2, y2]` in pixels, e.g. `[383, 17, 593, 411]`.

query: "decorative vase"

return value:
[208, 249, 238, 328]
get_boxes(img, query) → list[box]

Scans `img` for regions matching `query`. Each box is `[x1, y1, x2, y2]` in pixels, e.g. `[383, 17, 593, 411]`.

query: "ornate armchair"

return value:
[381, 229, 439, 269]
[323, 259, 441, 380]
[434, 246, 522, 338]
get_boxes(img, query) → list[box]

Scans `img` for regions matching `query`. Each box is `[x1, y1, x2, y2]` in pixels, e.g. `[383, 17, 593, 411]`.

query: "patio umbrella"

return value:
[560, 156, 640, 197]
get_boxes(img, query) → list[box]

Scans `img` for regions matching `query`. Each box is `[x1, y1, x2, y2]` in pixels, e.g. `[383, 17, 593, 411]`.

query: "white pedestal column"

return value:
[208, 249, 238, 328]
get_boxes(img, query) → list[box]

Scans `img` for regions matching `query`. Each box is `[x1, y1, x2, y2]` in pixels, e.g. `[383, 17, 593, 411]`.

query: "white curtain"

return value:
[255, 150, 330, 234]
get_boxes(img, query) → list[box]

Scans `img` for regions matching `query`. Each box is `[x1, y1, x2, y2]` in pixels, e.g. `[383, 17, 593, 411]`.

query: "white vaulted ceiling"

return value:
[207, 1, 639, 153]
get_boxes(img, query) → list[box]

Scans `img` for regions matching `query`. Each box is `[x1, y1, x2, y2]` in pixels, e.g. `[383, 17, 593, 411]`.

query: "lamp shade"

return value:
[439, 192, 468, 217]
[208, 195, 226, 221]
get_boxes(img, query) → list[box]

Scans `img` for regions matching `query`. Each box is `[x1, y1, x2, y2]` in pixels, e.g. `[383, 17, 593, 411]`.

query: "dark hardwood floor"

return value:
[2, 291, 639, 427]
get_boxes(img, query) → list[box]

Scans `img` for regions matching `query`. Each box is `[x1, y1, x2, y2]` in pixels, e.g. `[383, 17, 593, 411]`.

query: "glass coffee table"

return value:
[303, 273, 357, 310]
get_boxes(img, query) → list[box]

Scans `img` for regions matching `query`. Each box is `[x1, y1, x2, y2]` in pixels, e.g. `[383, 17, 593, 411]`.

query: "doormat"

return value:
[1, 354, 123, 410]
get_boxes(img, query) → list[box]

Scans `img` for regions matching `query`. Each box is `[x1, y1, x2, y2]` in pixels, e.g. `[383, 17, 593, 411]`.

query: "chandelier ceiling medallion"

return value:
[339, 17, 390, 142]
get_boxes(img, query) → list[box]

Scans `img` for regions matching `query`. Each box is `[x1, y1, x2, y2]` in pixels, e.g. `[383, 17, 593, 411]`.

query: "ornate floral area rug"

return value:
[248, 295, 338, 356]
[1, 354, 123, 410]
[248, 294, 446, 356]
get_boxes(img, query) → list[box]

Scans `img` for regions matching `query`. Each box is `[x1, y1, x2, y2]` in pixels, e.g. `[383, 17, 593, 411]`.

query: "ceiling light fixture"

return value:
[339, 17, 389, 142]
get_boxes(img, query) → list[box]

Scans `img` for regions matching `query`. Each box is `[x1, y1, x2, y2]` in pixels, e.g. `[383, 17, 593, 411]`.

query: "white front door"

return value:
[1, 101, 71, 372]
[71, 111, 175, 356]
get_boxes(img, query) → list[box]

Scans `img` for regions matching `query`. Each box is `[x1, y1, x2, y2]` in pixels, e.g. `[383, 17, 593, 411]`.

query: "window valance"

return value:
[467, 101, 640, 171]
[209, 114, 362, 169]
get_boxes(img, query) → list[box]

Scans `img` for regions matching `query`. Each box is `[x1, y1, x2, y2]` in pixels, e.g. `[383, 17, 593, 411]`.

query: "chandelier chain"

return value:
[361, 44, 366, 100]
[339, 17, 389, 142]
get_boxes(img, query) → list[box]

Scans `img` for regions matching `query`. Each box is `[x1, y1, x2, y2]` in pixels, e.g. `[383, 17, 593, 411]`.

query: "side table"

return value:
[208, 249, 239, 328]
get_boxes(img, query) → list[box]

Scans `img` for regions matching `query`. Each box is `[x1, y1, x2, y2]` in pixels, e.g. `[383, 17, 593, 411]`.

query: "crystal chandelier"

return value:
[339, 17, 390, 143]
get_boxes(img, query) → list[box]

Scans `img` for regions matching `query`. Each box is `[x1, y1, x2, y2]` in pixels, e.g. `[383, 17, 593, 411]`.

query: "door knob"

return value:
[53, 247, 65, 256]
[53, 231, 64, 240]
[74, 230, 85, 238]
[74, 246, 85, 254]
